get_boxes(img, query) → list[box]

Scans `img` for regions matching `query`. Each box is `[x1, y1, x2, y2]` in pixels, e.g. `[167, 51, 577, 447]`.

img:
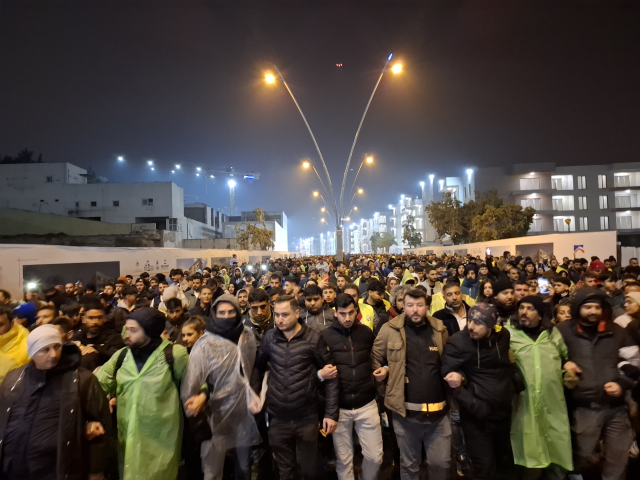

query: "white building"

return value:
[221, 211, 288, 252]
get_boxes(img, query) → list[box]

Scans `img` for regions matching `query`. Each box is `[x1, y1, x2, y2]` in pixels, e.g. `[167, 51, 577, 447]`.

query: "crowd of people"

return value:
[0, 251, 639, 480]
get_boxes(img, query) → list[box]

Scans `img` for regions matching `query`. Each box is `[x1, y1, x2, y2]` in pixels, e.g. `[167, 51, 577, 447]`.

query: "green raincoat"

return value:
[506, 322, 573, 471]
[96, 339, 189, 480]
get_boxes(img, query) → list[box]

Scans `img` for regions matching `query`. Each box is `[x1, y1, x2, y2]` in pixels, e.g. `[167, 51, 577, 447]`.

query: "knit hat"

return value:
[518, 295, 545, 319]
[467, 303, 499, 330]
[552, 276, 571, 287]
[590, 261, 606, 272]
[625, 292, 640, 307]
[127, 307, 166, 339]
[493, 277, 515, 296]
[27, 324, 62, 357]
[13, 302, 37, 326]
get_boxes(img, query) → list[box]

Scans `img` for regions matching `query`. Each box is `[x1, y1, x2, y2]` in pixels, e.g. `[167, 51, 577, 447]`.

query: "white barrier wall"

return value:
[407, 231, 617, 261]
[0, 244, 298, 298]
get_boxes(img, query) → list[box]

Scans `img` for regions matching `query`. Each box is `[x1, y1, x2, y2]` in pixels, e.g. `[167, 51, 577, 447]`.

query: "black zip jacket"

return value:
[321, 318, 376, 410]
[253, 323, 339, 422]
[433, 302, 470, 336]
[442, 328, 519, 421]
[73, 323, 125, 370]
[0, 344, 112, 480]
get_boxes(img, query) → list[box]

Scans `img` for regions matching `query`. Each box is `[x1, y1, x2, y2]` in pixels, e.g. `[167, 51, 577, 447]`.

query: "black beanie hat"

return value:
[127, 307, 166, 339]
[518, 295, 545, 319]
[493, 277, 515, 296]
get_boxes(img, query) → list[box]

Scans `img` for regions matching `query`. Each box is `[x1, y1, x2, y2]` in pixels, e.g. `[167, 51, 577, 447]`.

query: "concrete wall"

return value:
[0, 244, 299, 298]
[407, 231, 617, 261]
[0, 208, 142, 235]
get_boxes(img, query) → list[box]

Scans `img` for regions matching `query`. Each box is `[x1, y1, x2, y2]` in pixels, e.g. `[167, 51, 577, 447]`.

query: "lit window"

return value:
[598, 175, 607, 189]
[577, 176, 587, 189]
[599, 195, 608, 209]
[600, 216, 609, 230]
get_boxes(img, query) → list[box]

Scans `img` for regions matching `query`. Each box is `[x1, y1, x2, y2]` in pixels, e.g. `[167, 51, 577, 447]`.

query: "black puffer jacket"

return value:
[254, 323, 339, 422]
[0, 344, 112, 480]
[442, 327, 519, 421]
[321, 318, 376, 410]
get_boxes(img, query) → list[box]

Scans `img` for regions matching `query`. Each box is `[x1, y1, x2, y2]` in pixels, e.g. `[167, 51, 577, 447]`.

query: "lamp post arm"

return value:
[343, 158, 365, 218]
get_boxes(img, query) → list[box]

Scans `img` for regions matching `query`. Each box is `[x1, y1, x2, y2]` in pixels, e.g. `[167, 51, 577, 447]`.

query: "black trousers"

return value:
[268, 419, 318, 480]
[461, 415, 513, 480]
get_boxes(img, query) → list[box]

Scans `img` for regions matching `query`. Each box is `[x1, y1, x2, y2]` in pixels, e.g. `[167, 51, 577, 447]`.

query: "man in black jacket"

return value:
[253, 295, 339, 480]
[320, 294, 383, 480]
[442, 303, 518, 480]
[73, 298, 125, 371]
[557, 288, 640, 480]
[432, 282, 470, 336]
[0, 325, 111, 480]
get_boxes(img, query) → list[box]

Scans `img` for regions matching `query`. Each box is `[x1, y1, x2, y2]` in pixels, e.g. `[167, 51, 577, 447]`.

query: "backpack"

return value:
[113, 343, 178, 387]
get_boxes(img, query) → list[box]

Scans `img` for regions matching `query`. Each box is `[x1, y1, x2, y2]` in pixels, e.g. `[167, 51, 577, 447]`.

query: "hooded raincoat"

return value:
[0, 323, 29, 383]
[506, 322, 573, 471]
[95, 339, 189, 480]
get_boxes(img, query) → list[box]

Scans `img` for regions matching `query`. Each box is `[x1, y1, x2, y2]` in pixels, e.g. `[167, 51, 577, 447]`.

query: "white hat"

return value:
[27, 324, 62, 358]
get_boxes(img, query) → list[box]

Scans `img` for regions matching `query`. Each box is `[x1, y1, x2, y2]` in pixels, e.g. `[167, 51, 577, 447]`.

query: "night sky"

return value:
[2, 0, 639, 245]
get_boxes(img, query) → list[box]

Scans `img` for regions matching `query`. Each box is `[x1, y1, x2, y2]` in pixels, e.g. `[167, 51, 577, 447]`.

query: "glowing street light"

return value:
[175, 164, 181, 169]
[302, 161, 310, 168]
[210, 175, 215, 178]
[196, 173, 199, 176]
[265, 73, 276, 84]
[420, 181, 425, 187]
[354, 206, 358, 210]
[117, 156, 124, 161]
[358, 188, 364, 194]
[197, 167, 202, 171]
[147, 160, 153, 166]
[313, 191, 319, 197]
[391, 63, 403, 74]
[171, 170, 175, 173]
[228, 180, 236, 187]
[366, 156, 373, 164]
[151, 167, 155, 171]
[321, 207, 326, 212]
[321, 218, 325, 222]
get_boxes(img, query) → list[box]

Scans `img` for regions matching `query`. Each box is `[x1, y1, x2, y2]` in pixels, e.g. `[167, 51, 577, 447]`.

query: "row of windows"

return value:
[521, 195, 609, 211]
[73, 198, 154, 208]
[551, 216, 610, 232]
[520, 174, 609, 191]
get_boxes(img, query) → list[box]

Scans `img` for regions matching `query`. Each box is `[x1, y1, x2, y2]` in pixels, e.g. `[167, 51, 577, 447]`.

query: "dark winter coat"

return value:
[321, 318, 376, 410]
[432, 302, 470, 336]
[73, 324, 125, 370]
[254, 323, 339, 422]
[442, 327, 519, 421]
[0, 344, 111, 480]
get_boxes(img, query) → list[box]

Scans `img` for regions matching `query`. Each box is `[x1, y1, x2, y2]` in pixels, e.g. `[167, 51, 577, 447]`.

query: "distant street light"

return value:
[358, 188, 364, 194]
[392, 63, 403, 74]
[176, 164, 181, 169]
[117, 156, 124, 161]
[265, 73, 276, 84]
[228, 180, 237, 216]
[147, 160, 153, 165]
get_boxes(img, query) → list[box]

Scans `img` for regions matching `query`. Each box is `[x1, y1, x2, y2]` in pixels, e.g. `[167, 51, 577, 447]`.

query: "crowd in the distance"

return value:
[0, 251, 639, 480]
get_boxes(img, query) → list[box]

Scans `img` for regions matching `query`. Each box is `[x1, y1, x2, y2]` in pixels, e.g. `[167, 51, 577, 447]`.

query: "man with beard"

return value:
[506, 296, 573, 479]
[253, 295, 339, 480]
[329, 261, 352, 286]
[100, 283, 117, 313]
[556, 288, 640, 480]
[65, 282, 77, 301]
[237, 288, 249, 314]
[96, 308, 189, 480]
[182, 294, 260, 480]
[0, 325, 111, 480]
[442, 304, 518, 480]
[232, 268, 244, 288]
[433, 282, 471, 336]
[73, 298, 125, 371]
[301, 284, 333, 331]
[371, 289, 451, 480]
[490, 278, 517, 325]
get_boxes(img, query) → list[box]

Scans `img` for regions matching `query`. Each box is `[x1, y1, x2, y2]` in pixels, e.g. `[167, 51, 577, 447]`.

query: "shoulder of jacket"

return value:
[427, 314, 447, 333]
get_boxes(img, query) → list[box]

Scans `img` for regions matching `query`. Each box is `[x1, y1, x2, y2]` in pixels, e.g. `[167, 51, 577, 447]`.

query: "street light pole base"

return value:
[336, 228, 344, 261]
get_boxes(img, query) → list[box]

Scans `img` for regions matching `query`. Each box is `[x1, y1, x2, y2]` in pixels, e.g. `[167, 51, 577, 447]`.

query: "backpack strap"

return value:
[113, 348, 128, 377]
[163, 343, 178, 388]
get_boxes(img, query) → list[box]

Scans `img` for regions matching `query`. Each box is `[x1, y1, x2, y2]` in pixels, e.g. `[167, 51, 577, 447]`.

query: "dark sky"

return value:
[2, 0, 639, 245]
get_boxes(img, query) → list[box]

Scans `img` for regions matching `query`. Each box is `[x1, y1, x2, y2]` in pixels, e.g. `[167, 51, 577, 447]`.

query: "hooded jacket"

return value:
[321, 318, 376, 410]
[0, 343, 111, 480]
[0, 323, 30, 384]
[556, 287, 640, 408]
[301, 302, 334, 332]
[442, 327, 519, 421]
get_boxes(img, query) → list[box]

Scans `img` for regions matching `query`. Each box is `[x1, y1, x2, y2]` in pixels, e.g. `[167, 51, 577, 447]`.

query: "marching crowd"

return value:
[0, 251, 639, 480]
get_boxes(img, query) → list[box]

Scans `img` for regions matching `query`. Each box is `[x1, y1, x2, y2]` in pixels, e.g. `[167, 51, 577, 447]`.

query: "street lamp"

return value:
[354, 206, 358, 210]
[358, 188, 364, 194]
[117, 156, 124, 161]
[175, 164, 181, 169]
[228, 180, 236, 216]
[266, 54, 400, 259]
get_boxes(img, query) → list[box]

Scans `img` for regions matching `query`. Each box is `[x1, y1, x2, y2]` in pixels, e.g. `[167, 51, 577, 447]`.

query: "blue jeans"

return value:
[392, 413, 451, 480]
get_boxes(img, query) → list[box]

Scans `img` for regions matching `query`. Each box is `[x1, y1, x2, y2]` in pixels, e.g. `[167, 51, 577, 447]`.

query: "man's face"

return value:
[416, 270, 425, 281]
[323, 289, 336, 305]
[103, 285, 114, 296]
[427, 270, 438, 283]
[270, 277, 281, 289]
[584, 277, 597, 287]
[495, 289, 515, 308]
[284, 280, 296, 295]
[181, 326, 203, 349]
[337, 264, 347, 274]
[126, 277, 133, 285]
[551, 259, 559, 268]
[150, 279, 158, 289]
[404, 295, 427, 325]
[232, 289, 245, 305]
[0, 292, 8, 305]
[124, 320, 149, 348]
[363, 270, 371, 279]
[309, 271, 318, 280]
[579, 302, 603, 324]
[274, 301, 300, 332]
[514, 284, 529, 302]
[192, 278, 202, 291]
[368, 290, 383, 304]
[604, 260, 612, 269]
[393, 266, 402, 277]
[158, 283, 167, 294]
[344, 288, 359, 305]
[249, 300, 271, 322]
[553, 281, 568, 294]
[65, 283, 75, 295]
[335, 303, 357, 329]
[336, 277, 346, 290]
[518, 303, 541, 328]
[467, 270, 477, 280]
[115, 283, 124, 294]
[125, 293, 137, 307]
[305, 295, 324, 314]
[235, 270, 242, 278]
[32, 343, 63, 370]
[395, 294, 405, 311]
[0, 314, 12, 335]
[167, 307, 184, 325]
[525, 264, 535, 274]
[467, 320, 491, 340]
[215, 302, 237, 321]
[369, 263, 376, 272]
[508, 268, 520, 282]
[83, 308, 106, 335]
[135, 281, 145, 293]
[200, 288, 213, 304]
[443, 286, 463, 309]
[631, 259, 639, 267]
[36, 308, 56, 326]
